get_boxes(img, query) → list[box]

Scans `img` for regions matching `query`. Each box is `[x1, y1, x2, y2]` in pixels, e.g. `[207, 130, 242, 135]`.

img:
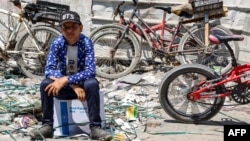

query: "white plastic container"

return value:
[53, 91, 105, 137]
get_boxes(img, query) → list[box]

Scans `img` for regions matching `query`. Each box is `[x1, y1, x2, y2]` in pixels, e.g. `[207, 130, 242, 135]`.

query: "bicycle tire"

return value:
[178, 24, 239, 75]
[15, 25, 60, 80]
[91, 26, 141, 79]
[90, 24, 129, 39]
[159, 64, 225, 123]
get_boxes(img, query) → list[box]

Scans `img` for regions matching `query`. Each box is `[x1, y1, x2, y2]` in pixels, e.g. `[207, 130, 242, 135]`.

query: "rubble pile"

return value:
[0, 68, 166, 140]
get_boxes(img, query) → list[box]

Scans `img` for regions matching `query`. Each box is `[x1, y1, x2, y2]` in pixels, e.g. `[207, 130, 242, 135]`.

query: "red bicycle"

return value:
[158, 27, 247, 123]
[90, 0, 239, 79]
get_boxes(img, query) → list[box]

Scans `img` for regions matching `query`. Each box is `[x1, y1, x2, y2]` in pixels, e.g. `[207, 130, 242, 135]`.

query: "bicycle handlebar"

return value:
[113, 1, 125, 18]
[9, 0, 22, 9]
[113, 0, 139, 18]
[133, 0, 138, 6]
[9, 0, 31, 10]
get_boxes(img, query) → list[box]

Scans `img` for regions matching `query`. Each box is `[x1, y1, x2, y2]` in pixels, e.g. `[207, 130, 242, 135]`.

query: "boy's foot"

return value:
[91, 126, 113, 141]
[29, 124, 54, 140]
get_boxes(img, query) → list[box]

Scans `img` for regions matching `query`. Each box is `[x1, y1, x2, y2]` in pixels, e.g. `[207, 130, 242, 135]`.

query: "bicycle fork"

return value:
[4, 22, 45, 59]
[110, 25, 130, 64]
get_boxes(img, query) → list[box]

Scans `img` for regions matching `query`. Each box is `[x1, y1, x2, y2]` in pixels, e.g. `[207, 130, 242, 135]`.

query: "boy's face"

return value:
[61, 22, 83, 45]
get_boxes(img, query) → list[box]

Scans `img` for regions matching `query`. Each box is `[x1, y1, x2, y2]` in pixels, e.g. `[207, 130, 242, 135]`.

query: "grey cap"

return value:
[59, 11, 82, 25]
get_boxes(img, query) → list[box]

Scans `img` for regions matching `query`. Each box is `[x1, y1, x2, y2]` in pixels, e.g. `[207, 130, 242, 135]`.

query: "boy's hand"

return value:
[70, 84, 86, 101]
[45, 76, 68, 96]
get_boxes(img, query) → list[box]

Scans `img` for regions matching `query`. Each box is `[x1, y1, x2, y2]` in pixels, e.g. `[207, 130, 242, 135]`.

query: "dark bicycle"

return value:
[90, 0, 239, 79]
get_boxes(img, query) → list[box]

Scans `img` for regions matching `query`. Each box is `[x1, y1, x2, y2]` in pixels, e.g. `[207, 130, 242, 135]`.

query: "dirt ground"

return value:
[1, 104, 249, 141]
[136, 105, 250, 141]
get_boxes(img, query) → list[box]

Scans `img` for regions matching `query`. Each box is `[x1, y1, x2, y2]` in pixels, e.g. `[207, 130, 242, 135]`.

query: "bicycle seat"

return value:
[209, 27, 244, 44]
[154, 6, 171, 14]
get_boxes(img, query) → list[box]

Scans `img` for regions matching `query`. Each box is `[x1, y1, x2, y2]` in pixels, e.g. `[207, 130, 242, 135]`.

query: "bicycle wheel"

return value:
[90, 24, 127, 39]
[15, 25, 60, 80]
[159, 64, 225, 123]
[91, 26, 141, 79]
[178, 24, 239, 74]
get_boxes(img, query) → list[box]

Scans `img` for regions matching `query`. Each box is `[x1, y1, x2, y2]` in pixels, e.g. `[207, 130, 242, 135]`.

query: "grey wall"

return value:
[2, 0, 250, 62]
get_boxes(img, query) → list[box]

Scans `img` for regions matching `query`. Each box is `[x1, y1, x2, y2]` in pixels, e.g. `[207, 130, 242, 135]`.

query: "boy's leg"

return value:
[29, 78, 77, 139]
[83, 78, 101, 127]
[83, 78, 112, 141]
[41, 78, 77, 125]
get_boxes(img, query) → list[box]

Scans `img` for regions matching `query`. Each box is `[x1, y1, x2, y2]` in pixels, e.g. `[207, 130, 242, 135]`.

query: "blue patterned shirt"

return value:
[45, 34, 96, 85]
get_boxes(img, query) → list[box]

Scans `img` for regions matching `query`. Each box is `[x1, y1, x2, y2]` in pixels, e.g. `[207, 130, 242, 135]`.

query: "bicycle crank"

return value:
[231, 83, 250, 104]
[153, 49, 180, 66]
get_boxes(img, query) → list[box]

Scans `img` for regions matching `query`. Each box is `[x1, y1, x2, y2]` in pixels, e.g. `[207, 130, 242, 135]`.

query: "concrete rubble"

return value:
[0, 65, 167, 140]
[0, 64, 249, 141]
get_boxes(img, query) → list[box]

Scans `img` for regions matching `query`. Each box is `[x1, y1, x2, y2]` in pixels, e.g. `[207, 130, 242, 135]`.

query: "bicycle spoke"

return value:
[16, 26, 60, 79]
[92, 28, 140, 79]
[167, 71, 219, 116]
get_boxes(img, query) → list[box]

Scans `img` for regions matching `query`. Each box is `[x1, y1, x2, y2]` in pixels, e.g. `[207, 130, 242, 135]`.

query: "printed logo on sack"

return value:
[69, 106, 88, 113]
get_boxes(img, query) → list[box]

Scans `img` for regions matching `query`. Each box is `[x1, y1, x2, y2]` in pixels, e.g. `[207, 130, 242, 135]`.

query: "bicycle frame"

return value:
[0, 8, 44, 55]
[188, 39, 249, 101]
[127, 10, 181, 50]
[114, 0, 208, 56]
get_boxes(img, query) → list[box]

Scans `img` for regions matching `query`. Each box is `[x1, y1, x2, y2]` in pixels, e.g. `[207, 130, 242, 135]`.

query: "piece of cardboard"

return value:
[119, 74, 143, 84]
[53, 92, 105, 137]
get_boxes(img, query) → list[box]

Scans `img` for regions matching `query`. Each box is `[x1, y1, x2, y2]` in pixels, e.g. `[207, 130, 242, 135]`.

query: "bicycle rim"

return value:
[15, 26, 60, 80]
[90, 24, 126, 40]
[178, 24, 239, 75]
[159, 64, 225, 123]
[92, 28, 141, 79]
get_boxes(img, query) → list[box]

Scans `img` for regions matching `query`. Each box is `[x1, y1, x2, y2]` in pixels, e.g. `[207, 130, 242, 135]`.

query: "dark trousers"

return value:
[40, 78, 101, 128]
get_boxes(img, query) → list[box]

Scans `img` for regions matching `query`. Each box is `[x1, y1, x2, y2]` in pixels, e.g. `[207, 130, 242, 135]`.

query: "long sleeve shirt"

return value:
[45, 34, 96, 85]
